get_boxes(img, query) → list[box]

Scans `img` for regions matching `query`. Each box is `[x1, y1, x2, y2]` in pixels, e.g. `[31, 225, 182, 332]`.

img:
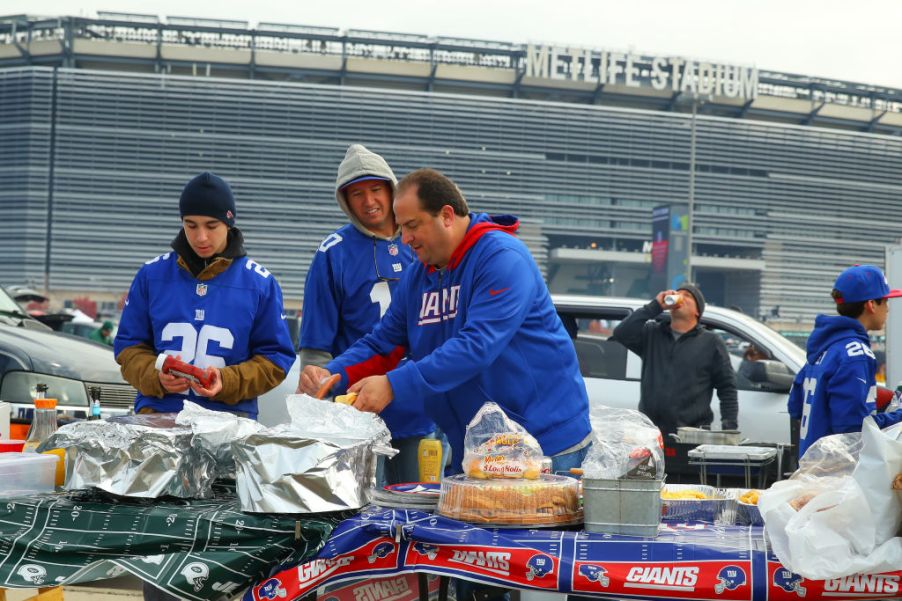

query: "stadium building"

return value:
[2, 14, 902, 322]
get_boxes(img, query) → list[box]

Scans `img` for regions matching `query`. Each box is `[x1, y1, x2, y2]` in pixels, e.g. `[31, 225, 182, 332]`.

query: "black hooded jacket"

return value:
[611, 300, 739, 436]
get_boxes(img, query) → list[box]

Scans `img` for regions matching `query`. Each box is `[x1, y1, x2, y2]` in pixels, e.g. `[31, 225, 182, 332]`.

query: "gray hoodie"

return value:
[335, 144, 399, 240]
[300, 144, 400, 371]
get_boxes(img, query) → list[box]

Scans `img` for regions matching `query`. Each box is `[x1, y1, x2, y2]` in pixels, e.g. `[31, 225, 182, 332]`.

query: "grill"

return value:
[83, 382, 137, 410]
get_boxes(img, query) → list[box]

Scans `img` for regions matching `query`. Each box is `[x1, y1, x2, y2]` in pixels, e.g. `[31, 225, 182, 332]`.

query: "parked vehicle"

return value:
[552, 295, 806, 446]
[258, 295, 809, 446]
[0, 285, 135, 426]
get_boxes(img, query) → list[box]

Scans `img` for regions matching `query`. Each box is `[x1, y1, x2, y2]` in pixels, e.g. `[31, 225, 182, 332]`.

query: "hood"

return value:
[441, 213, 519, 271]
[171, 227, 247, 277]
[0, 322, 126, 382]
[334, 144, 398, 240]
[805, 314, 869, 363]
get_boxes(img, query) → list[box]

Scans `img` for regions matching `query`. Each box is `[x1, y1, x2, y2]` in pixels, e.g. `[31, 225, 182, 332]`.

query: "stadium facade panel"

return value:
[1, 29, 901, 320]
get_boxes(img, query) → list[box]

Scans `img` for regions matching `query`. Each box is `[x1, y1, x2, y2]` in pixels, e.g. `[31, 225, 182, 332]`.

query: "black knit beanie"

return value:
[678, 283, 706, 317]
[179, 172, 236, 227]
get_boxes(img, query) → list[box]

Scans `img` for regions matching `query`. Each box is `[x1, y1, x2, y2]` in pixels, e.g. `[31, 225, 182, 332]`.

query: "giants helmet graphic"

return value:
[773, 569, 807, 597]
[715, 566, 747, 594]
[180, 562, 210, 592]
[259, 578, 288, 599]
[579, 564, 610, 587]
[525, 554, 554, 581]
[368, 542, 396, 564]
[17, 564, 47, 585]
[413, 542, 439, 560]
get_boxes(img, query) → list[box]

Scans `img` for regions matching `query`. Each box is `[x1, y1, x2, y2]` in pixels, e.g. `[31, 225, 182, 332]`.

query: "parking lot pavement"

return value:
[3, 575, 143, 601]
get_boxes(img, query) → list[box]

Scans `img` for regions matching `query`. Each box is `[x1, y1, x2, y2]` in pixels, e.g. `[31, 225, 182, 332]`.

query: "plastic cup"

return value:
[0, 439, 25, 452]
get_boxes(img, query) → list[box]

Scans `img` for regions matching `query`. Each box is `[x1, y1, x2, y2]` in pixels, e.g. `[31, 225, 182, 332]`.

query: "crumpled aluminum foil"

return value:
[40, 403, 264, 499]
[175, 401, 263, 480]
[40, 413, 215, 498]
[233, 394, 397, 513]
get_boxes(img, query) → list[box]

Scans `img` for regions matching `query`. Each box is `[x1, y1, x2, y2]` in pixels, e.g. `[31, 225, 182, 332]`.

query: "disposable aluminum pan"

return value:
[661, 484, 735, 523]
[674, 428, 742, 445]
[233, 431, 383, 513]
[40, 414, 216, 499]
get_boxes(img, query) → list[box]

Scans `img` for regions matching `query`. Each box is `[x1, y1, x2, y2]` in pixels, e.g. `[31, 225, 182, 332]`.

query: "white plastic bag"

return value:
[582, 405, 664, 480]
[759, 418, 902, 579]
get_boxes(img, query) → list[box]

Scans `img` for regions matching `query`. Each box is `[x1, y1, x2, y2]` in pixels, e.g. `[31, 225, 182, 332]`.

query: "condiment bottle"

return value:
[23, 397, 59, 453]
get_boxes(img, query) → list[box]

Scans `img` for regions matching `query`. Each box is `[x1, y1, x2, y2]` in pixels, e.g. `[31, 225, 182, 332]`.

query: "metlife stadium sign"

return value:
[525, 44, 759, 100]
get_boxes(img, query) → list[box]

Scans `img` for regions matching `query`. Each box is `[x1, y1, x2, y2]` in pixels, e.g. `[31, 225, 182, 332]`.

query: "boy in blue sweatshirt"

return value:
[788, 264, 902, 458]
[300, 168, 592, 475]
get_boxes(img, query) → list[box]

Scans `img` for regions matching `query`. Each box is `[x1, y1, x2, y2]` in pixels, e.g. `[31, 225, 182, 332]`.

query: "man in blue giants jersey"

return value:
[297, 144, 434, 484]
[115, 172, 295, 419]
[788, 264, 902, 458]
[299, 168, 591, 475]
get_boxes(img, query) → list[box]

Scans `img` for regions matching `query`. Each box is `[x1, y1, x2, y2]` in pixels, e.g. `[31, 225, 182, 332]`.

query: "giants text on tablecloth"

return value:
[448, 550, 511, 576]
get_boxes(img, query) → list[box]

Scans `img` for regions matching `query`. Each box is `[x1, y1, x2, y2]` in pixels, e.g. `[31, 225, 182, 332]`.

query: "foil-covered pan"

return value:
[233, 394, 396, 514]
[40, 413, 214, 498]
[661, 483, 736, 524]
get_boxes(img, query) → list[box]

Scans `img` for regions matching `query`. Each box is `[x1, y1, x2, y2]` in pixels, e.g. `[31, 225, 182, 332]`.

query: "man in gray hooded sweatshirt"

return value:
[297, 144, 435, 483]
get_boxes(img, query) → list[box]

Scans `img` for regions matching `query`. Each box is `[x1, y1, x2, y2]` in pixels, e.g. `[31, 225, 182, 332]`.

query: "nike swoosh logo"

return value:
[489, 287, 510, 296]
[857, 378, 867, 384]
[280, 313, 287, 320]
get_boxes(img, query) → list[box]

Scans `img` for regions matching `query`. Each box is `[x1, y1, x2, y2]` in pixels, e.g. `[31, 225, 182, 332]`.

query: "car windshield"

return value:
[0, 286, 27, 316]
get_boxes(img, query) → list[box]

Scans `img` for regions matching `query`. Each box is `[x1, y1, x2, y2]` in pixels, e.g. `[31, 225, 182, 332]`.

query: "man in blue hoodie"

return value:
[299, 168, 592, 474]
[788, 264, 902, 458]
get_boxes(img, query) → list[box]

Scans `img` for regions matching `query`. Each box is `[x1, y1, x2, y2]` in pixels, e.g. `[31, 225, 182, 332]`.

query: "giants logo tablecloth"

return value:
[246, 507, 902, 601]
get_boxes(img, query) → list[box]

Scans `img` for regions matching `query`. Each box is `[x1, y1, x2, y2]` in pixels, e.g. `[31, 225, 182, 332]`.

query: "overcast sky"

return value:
[14, 0, 902, 89]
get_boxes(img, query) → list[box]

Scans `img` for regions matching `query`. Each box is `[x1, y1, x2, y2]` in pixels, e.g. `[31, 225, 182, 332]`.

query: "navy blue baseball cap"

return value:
[833, 265, 902, 303]
[340, 175, 390, 190]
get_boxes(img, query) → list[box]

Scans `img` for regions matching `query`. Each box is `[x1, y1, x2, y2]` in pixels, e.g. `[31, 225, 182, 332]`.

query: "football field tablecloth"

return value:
[245, 507, 902, 601]
[0, 489, 341, 601]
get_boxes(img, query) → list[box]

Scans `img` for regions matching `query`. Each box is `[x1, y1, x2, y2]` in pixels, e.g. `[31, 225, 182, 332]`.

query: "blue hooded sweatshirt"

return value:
[326, 213, 592, 472]
[788, 314, 902, 457]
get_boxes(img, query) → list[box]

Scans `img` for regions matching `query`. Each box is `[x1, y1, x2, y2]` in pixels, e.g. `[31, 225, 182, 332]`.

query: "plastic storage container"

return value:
[0, 453, 58, 495]
[437, 474, 581, 527]
[583, 478, 663, 537]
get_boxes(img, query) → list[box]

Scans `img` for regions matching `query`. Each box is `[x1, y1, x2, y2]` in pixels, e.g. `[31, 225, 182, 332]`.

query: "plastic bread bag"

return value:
[759, 418, 902, 579]
[792, 430, 863, 483]
[462, 402, 544, 479]
[582, 405, 664, 480]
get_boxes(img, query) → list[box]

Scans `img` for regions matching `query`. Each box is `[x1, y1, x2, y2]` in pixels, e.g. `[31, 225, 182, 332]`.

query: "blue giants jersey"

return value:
[787, 314, 883, 457]
[301, 224, 434, 439]
[114, 252, 296, 418]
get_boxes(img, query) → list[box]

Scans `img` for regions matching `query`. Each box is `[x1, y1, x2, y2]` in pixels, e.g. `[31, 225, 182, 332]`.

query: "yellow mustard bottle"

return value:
[417, 438, 443, 483]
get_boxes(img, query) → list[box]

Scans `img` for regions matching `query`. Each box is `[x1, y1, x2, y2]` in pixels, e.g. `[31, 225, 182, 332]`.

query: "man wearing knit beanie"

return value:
[612, 283, 738, 437]
[114, 170, 295, 427]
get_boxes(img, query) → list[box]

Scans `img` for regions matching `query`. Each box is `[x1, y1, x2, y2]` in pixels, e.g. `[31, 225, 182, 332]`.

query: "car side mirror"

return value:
[749, 359, 794, 392]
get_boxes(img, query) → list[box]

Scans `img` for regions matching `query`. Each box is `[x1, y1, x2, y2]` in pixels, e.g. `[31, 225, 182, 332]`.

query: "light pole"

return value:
[687, 96, 697, 284]
[684, 92, 709, 284]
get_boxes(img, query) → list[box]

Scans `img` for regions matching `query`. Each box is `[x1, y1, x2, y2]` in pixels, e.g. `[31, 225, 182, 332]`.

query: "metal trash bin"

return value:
[583, 478, 664, 537]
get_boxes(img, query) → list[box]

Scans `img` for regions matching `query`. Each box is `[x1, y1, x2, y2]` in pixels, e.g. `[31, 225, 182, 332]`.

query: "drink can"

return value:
[664, 294, 681, 307]
[540, 456, 552, 474]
